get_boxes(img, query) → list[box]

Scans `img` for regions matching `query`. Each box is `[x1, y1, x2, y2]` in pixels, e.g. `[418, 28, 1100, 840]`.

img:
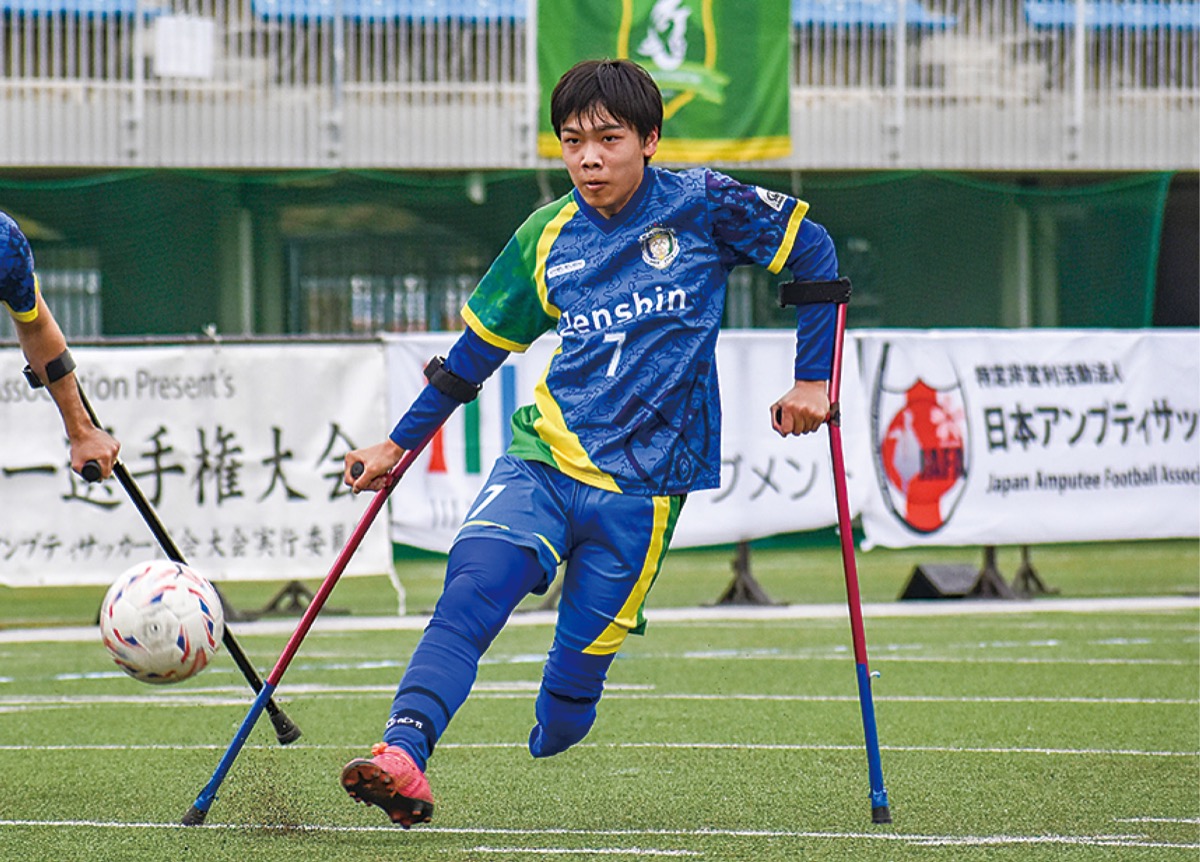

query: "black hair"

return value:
[550, 59, 663, 145]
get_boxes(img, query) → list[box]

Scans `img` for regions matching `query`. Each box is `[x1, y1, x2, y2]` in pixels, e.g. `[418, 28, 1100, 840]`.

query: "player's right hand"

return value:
[344, 439, 406, 494]
[770, 379, 830, 437]
[70, 425, 120, 479]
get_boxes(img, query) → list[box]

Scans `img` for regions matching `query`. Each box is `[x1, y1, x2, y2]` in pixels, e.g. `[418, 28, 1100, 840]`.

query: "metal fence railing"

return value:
[0, 269, 103, 341]
[0, 1, 1196, 169]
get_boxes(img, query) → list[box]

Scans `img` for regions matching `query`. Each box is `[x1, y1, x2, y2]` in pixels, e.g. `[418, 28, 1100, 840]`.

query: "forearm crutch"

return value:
[779, 278, 892, 824]
[24, 365, 303, 746]
[182, 424, 441, 825]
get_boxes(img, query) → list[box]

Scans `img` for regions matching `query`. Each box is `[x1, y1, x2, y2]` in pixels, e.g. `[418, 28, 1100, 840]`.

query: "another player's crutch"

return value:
[181, 424, 441, 826]
[778, 278, 892, 824]
[23, 364, 302, 746]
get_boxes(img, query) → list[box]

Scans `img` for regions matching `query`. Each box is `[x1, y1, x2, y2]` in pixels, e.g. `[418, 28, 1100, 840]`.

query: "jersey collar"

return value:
[571, 167, 656, 234]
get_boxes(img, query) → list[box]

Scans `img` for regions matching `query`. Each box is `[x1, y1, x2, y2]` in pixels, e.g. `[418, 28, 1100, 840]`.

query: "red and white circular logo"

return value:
[872, 344, 969, 533]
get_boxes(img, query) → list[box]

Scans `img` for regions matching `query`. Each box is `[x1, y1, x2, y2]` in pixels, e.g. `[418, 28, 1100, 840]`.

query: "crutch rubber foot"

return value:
[872, 805, 893, 824]
[181, 805, 209, 826]
[270, 711, 303, 745]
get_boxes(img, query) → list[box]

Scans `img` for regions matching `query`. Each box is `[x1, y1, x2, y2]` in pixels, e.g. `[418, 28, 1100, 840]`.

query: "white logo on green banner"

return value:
[538, 0, 791, 162]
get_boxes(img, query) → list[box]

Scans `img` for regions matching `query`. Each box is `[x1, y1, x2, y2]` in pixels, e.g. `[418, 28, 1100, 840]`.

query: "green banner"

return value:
[537, 0, 791, 162]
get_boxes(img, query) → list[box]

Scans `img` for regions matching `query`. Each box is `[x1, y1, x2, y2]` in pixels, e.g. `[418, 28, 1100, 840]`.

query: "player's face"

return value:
[559, 110, 659, 219]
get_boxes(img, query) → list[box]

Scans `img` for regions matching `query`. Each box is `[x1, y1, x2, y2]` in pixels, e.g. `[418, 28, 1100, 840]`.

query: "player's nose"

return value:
[579, 142, 602, 167]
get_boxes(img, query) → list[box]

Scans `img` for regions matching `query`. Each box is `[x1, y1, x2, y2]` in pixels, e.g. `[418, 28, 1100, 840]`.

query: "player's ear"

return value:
[641, 127, 660, 160]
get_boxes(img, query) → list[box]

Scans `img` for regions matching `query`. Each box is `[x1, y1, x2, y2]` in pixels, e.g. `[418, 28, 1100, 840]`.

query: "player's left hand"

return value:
[771, 379, 830, 436]
[344, 439, 406, 493]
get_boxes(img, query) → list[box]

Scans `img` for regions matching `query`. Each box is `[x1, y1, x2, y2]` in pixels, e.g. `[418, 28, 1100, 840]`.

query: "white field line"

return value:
[904, 835, 1199, 848]
[609, 741, 1200, 758]
[661, 653, 1199, 667]
[0, 741, 1194, 758]
[0, 819, 1196, 850]
[0, 694, 267, 707]
[462, 849, 699, 857]
[871, 656, 1193, 666]
[23, 633, 1200, 671]
[467, 692, 1200, 705]
[29, 653, 1200, 679]
[1, 595, 1195, 645]
[1, 687, 1196, 707]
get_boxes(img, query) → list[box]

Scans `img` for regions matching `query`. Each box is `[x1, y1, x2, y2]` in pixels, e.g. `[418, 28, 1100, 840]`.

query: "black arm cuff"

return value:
[22, 348, 75, 390]
[778, 277, 852, 307]
[424, 355, 481, 404]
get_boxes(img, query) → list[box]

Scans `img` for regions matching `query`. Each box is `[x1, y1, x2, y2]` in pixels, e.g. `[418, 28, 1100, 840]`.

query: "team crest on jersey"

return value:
[639, 226, 679, 270]
[755, 186, 788, 212]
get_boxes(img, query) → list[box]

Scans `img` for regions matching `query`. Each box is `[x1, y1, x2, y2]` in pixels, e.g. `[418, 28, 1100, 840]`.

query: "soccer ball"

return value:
[99, 560, 225, 685]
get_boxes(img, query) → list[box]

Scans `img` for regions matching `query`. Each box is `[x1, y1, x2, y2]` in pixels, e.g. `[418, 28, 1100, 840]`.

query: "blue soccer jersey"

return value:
[0, 212, 39, 323]
[460, 166, 836, 497]
[378, 167, 838, 778]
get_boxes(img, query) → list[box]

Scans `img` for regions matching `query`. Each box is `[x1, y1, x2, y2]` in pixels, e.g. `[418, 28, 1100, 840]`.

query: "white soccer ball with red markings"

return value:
[99, 560, 225, 685]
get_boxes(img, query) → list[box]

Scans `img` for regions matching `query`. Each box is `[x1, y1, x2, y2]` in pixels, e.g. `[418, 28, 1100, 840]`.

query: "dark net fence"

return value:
[0, 169, 1172, 340]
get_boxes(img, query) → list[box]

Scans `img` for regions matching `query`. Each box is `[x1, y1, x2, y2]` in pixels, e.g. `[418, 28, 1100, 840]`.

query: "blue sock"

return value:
[382, 538, 545, 771]
[528, 643, 615, 758]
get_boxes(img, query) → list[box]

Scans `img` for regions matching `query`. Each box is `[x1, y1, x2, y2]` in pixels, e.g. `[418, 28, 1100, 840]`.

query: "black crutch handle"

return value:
[81, 460, 102, 483]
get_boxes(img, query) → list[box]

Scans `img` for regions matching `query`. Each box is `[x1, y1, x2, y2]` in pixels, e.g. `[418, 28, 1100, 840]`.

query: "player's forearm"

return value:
[389, 327, 509, 449]
[793, 303, 836, 381]
[44, 374, 96, 441]
[784, 219, 839, 381]
[15, 302, 68, 383]
[15, 308, 94, 440]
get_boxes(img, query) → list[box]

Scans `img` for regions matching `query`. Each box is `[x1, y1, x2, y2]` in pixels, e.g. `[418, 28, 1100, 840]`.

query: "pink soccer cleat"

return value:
[341, 742, 435, 828]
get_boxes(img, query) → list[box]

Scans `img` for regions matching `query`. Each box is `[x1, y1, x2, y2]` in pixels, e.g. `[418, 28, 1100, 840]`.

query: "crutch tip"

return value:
[871, 804, 893, 824]
[181, 805, 210, 826]
[272, 713, 304, 745]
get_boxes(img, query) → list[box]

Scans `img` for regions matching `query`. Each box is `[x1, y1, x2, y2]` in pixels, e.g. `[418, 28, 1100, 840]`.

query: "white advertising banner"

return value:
[384, 331, 868, 552]
[0, 343, 391, 586]
[854, 329, 1200, 547]
[8, 329, 1187, 585]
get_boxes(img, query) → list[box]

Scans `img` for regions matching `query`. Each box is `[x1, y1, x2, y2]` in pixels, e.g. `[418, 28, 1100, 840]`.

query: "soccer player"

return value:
[1, 210, 119, 479]
[339, 59, 837, 827]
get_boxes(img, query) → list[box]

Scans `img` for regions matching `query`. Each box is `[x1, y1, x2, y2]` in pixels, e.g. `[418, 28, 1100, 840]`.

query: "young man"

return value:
[1, 210, 119, 479]
[340, 59, 837, 827]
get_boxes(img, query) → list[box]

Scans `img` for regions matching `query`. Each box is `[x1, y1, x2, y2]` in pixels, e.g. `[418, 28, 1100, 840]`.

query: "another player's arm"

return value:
[344, 328, 510, 493]
[14, 290, 120, 477]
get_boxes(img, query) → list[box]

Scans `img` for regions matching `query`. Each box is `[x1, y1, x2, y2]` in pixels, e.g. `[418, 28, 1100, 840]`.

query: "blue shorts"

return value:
[454, 455, 686, 655]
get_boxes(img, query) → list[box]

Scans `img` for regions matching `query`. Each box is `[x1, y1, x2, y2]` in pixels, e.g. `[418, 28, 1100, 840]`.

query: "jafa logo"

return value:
[870, 343, 969, 533]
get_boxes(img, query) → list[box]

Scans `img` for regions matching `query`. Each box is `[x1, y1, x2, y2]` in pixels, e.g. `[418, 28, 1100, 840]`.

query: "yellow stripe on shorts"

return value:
[583, 495, 672, 655]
